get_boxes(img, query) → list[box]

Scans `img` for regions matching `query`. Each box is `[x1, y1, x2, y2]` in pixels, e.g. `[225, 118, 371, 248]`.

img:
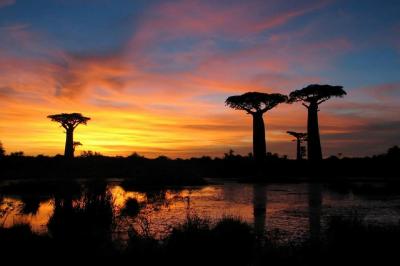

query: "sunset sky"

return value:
[0, 0, 399, 158]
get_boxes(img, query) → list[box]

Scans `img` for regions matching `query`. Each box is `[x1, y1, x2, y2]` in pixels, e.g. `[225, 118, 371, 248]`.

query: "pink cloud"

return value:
[128, 0, 331, 51]
[362, 83, 400, 101]
[253, 0, 331, 32]
[0, 0, 15, 8]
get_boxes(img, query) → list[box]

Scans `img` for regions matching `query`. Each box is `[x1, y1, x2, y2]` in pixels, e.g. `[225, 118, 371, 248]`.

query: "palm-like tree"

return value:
[289, 84, 346, 160]
[287, 131, 307, 160]
[0, 141, 5, 157]
[73, 141, 82, 154]
[47, 113, 90, 158]
[226, 92, 287, 161]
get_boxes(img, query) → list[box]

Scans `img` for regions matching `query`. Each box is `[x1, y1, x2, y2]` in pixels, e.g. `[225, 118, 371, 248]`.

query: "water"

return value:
[1, 180, 400, 243]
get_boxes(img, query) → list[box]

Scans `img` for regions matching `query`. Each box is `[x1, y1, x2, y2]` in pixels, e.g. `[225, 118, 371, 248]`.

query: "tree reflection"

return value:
[252, 184, 267, 237]
[20, 196, 41, 215]
[48, 181, 116, 255]
[308, 183, 322, 242]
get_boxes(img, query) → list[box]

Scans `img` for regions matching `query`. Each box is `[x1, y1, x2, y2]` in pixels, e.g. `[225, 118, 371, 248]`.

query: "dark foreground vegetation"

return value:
[0, 146, 399, 183]
[1, 213, 399, 265]
[1, 179, 399, 265]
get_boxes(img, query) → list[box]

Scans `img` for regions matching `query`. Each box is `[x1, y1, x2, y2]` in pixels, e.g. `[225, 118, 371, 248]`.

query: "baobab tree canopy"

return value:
[287, 131, 307, 140]
[47, 113, 90, 129]
[287, 131, 307, 160]
[73, 141, 83, 148]
[288, 84, 346, 105]
[225, 92, 288, 114]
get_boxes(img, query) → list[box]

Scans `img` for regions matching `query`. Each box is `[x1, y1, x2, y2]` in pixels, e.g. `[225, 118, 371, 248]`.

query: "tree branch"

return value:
[261, 106, 271, 113]
[302, 103, 309, 109]
[243, 107, 255, 114]
[317, 99, 327, 105]
[72, 121, 80, 129]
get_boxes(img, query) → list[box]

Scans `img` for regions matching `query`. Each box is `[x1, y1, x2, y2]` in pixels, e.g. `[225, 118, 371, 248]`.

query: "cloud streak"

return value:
[0, 0, 14, 8]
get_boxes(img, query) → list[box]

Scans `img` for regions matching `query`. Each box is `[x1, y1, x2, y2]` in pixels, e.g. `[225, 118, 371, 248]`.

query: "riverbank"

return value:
[1, 155, 399, 183]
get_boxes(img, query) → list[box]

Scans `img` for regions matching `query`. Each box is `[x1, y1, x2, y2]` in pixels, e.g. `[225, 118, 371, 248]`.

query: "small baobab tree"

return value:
[0, 141, 5, 157]
[73, 141, 82, 154]
[287, 131, 307, 160]
[225, 92, 288, 161]
[289, 84, 346, 160]
[47, 113, 90, 158]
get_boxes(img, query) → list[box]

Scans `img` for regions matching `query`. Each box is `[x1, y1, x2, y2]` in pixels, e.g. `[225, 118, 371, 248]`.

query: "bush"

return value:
[121, 198, 141, 216]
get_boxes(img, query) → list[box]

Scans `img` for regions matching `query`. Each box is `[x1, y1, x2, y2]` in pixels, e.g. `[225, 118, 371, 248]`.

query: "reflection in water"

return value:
[110, 186, 146, 208]
[20, 196, 42, 215]
[308, 183, 322, 242]
[253, 184, 267, 237]
[46, 181, 116, 255]
[1, 182, 400, 244]
[0, 197, 53, 233]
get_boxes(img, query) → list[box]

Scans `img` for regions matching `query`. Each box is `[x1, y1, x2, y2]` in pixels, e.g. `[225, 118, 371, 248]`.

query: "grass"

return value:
[321, 215, 400, 265]
[0, 223, 53, 257]
[1, 203, 400, 265]
[46, 181, 118, 257]
[127, 216, 256, 265]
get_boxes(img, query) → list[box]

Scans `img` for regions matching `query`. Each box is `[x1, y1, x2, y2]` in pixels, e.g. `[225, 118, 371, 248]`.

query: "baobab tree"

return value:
[225, 92, 288, 161]
[287, 131, 307, 160]
[289, 84, 346, 160]
[47, 113, 90, 158]
[0, 141, 5, 157]
[73, 141, 82, 154]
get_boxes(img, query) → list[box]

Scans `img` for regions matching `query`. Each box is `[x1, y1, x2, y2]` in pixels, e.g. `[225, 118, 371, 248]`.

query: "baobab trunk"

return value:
[307, 102, 322, 160]
[252, 112, 266, 161]
[64, 128, 74, 158]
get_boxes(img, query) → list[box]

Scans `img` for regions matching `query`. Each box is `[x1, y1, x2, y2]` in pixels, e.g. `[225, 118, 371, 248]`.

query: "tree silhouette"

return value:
[73, 141, 82, 154]
[226, 92, 287, 160]
[0, 141, 5, 157]
[47, 113, 90, 158]
[386, 146, 400, 159]
[289, 84, 346, 160]
[287, 131, 307, 160]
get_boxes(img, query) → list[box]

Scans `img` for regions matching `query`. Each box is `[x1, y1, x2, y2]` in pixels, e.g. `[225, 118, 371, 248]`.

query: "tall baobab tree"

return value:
[47, 113, 90, 158]
[225, 92, 288, 161]
[287, 131, 307, 160]
[289, 84, 346, 160]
